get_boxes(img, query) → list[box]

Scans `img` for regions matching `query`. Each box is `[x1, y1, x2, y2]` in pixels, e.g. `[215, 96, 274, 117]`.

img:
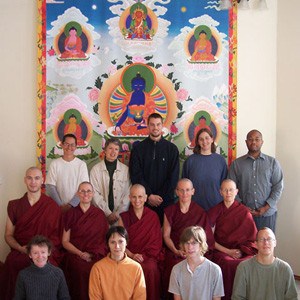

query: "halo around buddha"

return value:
[63, 109, 82, 124]
[194, 25, 212, 40]
[130, 2, 148, 15]
[122, 64, 155, 93]
[64, 21, 83, 37]
[193, 110, 211, 126]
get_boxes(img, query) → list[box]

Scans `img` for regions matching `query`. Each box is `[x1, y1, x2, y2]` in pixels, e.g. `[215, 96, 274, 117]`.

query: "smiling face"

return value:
[129, 185, 147, 210]
[29, 244, 50, 268]
[78, 182, 94, 205]
[24, 168, 43, 194]
[198, 131, 214, 154]
[176, 179, 194, 204]
[148, 117, 163, 140]
[62, 136, 77, 157]
[108, 233, 127, 261]
[104, 142, 120, 162]
[246, 130, 263, 156]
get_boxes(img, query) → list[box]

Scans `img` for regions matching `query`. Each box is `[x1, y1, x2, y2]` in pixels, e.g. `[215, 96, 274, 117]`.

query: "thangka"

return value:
[37, 0, 237, 173]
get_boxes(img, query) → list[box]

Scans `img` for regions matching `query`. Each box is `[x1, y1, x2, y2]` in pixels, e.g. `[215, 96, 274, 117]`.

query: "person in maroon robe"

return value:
[208, 179, 257, 300]
[119, 184, 163, 300]
[61, 181, 108, 300]
[0, 167, 62, 300]
[162, 178, 215, 299]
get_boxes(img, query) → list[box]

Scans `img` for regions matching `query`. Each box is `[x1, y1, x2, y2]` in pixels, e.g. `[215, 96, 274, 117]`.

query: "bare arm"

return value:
[174, 295, 182, 300]
[5, 216, 26, 253]
[163, 214, 185, 258]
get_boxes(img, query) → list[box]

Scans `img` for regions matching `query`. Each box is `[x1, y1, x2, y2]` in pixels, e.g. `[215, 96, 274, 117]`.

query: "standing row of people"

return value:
[38, 113, 285, 235]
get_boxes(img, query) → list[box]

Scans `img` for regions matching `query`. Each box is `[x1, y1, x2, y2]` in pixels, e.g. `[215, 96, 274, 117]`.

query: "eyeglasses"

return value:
[257, 237, 275, 243]
[221, 188, 236, 193]
[79, 190, 93, 194]
[176, 188, 193, 193]
[184, 241, 198, 246]
[63, 142, 77, 148]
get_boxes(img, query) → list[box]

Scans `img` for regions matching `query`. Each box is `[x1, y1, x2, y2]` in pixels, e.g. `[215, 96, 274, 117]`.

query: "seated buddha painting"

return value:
[55, 109, 91, 147]
[55, 21, 92, 61]
[187, 110, 221, 147]
[119, 1, 157, 41]
[186, 25, 221, 64]
[97, 63, 177, 137]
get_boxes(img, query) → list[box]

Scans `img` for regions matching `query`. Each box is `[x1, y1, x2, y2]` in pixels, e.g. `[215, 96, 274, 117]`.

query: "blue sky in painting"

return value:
[46, 0, 229, 35]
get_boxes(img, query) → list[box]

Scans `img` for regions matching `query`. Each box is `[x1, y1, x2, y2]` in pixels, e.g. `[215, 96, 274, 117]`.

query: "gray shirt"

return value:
[232, 257, 298, 300]
[169, 258, 224, 300]
[228, 152, 283, 216]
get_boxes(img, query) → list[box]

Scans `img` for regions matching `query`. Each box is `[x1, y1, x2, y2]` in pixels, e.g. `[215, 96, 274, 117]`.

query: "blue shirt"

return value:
[182, 153, 228, 211]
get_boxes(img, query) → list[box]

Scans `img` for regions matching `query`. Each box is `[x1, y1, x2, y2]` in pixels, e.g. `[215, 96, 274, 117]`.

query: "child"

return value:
[169, 226, 224, 300]
[14, 235, 70, 300]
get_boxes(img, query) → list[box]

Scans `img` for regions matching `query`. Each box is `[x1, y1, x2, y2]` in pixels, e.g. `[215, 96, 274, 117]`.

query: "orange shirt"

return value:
[89, 254, 146, 300]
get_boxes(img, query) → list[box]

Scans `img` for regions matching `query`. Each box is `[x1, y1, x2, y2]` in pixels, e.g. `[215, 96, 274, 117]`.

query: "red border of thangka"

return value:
[36, 0, 237, 173]
[228, 0, 237, 165]
[37, 0, 46, 177]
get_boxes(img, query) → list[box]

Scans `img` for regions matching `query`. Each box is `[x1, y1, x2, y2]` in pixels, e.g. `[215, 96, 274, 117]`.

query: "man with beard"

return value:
[129, 113, 179, 224]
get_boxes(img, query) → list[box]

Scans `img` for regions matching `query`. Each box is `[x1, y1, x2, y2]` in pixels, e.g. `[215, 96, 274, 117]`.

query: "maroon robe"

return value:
[208, 200, 257, 300]
[62, 205, 108, 300]
[0, 193, 62, 300]
[163, 201, 214, 299]
[120, 206, 163, 300]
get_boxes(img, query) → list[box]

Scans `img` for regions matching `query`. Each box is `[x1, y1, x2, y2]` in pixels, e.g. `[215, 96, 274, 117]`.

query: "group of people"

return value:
[0, 112, 297, 300]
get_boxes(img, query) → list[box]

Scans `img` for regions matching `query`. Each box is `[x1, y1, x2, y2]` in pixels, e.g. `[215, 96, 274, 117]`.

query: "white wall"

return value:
[1, 0, 299, 276]
[236, 0, 277, 156]
[276, 0, 300, 275]
[0, 0, 37, 259]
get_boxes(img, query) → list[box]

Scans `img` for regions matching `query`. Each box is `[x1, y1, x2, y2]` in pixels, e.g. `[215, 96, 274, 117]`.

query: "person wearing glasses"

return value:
[90, 138, 131, 225]
[169, 226, 224, 300]
[62, 181, 108, 300]
[228, 129, 283, 232]
[232, 227, 298, 300]
[208, 179, 257, 300]
[46, 133, 89, 212]
[162, 178, 214, 299]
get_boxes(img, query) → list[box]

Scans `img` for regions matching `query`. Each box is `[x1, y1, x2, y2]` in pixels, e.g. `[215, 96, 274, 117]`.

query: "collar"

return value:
[146, 136, 164, 144]
[245, 152, 266, 160]
[98, 159, 121, 171]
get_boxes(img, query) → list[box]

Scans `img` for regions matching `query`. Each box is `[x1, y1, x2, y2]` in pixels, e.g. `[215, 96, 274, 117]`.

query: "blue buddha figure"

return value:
[115, 73, 154, 135]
